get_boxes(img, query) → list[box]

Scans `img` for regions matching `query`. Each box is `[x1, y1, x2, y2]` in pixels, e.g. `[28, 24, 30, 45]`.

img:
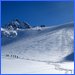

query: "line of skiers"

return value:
[6, 54, 19, 58]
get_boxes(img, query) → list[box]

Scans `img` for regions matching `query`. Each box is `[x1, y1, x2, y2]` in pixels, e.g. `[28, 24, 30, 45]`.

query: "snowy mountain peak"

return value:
[4, 19, 31, 30]
[1, 19, 33, 37]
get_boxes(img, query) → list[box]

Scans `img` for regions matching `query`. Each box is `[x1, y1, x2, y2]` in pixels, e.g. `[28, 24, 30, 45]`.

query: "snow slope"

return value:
[1, 22, 74, 74]
[1, 58, 74, 74]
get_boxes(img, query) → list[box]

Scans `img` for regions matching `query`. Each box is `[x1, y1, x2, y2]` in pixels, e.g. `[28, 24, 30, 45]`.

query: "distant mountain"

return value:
[4, 19, 31, 30]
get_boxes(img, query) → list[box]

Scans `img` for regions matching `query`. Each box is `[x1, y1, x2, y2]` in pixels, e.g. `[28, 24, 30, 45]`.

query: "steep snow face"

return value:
[1, 23, 74, 62]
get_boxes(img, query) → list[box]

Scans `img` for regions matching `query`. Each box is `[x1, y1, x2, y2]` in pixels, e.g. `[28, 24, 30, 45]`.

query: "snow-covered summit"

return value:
[4, 19, 31, 30]
[1, 19, 32, 41]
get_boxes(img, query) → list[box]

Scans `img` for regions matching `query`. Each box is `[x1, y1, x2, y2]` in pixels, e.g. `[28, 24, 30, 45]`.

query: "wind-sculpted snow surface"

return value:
[1, 22, 74, 74]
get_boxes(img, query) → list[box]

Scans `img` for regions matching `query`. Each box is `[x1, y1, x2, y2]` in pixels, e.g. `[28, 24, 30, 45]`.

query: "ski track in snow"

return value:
[2, 56, 74, 74]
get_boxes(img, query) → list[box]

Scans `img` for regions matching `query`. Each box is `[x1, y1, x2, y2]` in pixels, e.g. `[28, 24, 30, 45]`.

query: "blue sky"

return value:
[1, 1, 74, 27]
